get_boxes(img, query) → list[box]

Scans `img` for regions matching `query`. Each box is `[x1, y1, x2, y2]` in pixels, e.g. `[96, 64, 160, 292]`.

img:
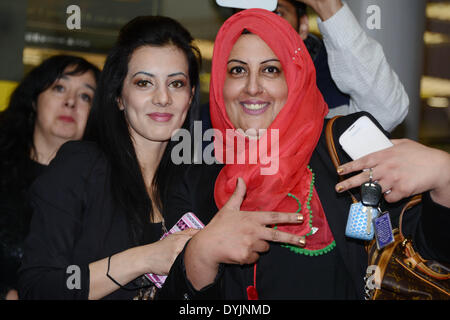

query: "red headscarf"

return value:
[210, 9, 335, 254]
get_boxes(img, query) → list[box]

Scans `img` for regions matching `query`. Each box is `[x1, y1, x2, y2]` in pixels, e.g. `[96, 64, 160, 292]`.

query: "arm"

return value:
[307, 0, 409, 131]
[88, 229, 197, 300]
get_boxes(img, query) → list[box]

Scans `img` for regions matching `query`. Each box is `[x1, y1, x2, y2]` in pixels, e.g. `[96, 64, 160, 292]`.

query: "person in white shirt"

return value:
[275, 0, 409, 132]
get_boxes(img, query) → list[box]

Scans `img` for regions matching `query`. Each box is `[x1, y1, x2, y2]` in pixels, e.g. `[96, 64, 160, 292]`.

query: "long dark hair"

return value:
[0, 55, 100, 192]
[84, 16, 201, 245]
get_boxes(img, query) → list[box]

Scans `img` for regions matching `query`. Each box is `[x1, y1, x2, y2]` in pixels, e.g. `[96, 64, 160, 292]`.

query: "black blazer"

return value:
[159, 112, 450, 300]
[18, 141, 160, 300]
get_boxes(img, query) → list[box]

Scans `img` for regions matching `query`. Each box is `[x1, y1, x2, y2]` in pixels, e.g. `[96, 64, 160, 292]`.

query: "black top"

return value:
[158, 112, 450, 300]
[18, 141, 161, 300]
[0, 159, 46, 299]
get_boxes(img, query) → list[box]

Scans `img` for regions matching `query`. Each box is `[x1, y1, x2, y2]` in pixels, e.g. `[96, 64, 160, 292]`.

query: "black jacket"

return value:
[18, 141, 160, 300]
[0, 159, 46, 299]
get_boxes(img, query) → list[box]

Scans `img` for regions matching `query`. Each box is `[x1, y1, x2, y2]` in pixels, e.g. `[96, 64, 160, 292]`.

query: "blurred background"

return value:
[0, 0, 448, 151]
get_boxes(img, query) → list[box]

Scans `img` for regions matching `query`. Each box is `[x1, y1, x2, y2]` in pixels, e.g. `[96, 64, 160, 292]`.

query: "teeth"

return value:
[243, 103, 266, 110]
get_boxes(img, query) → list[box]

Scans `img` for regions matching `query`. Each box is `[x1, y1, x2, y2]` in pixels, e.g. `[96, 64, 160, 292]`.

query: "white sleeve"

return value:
[317, 2, 409, 132]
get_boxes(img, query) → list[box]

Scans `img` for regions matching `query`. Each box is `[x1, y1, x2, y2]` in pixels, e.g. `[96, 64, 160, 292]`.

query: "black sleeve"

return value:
[157, 241, 223, 300]
[18, 141, 103, 299]
[158, 165, 222, 300]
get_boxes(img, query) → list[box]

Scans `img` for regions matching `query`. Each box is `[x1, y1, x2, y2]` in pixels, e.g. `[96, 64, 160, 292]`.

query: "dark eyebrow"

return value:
[85, 84, 96, 92]
[132, 71, 154, 78]
[132, 71, 187, 78]
[261, 58, 280, 64]
[227, 58, 280, 65]
[168, 72, 188, 78]
[227, 59, 247, 65]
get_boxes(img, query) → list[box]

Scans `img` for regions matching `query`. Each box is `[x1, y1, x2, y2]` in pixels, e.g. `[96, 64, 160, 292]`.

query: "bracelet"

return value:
[106, 255, 150, 292]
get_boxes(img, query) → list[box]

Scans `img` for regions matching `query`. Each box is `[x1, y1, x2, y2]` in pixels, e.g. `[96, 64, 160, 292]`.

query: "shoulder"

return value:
[50, 140, 106, 170]
[33, 141, 108, 191]
[55, 140, 104, 159]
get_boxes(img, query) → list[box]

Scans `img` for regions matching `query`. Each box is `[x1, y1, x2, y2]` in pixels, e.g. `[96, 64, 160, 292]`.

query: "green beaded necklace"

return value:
[276, 165, 336, 256]
[287, 165, 315, 237]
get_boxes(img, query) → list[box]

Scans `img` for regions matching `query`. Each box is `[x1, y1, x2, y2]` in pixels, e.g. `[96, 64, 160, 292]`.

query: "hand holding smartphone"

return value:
[339, 115, 393, 160]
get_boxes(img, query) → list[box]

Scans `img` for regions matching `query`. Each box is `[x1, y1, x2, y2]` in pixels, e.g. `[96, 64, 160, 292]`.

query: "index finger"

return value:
[261, 227, 305, 247]
[245, 211, 304, 226]
[337, 147, 390, 175]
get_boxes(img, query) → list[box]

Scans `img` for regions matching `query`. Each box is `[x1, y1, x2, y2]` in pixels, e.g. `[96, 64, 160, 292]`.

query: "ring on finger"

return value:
[384, 189, 392, 195]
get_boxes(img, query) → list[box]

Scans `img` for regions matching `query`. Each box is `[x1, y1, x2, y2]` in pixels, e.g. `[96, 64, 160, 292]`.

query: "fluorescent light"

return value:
[427, 97, 449, 108]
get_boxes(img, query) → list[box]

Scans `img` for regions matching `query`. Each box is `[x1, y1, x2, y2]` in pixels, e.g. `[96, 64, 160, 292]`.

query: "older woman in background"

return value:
[0, 55, 100, 300]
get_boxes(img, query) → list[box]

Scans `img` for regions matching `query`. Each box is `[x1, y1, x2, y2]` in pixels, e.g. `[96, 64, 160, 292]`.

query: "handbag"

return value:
[326, 116, 450, 300]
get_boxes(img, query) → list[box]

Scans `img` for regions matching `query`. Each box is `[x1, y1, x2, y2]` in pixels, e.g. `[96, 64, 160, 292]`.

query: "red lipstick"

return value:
[58, 115, 75, 123]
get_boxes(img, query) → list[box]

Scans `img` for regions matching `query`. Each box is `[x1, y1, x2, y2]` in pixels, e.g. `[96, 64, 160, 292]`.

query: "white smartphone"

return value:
[339, 115, 393, 160]
[216, 0, 277, 11]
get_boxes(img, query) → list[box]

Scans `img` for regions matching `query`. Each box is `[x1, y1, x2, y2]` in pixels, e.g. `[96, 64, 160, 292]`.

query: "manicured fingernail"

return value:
[337, 167, 344, 174]
[336, 185, 344, 193]
[297, 214, 304, 224]
[299, 236, 306, 247]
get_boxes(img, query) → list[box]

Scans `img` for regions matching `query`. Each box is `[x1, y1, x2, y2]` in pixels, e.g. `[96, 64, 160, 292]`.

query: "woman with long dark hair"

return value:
[0, 55, 100, 300]
[18, 16, 201, 300]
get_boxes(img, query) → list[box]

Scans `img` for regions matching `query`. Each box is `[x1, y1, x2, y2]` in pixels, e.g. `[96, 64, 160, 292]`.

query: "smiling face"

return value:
[223, 34, 288, 136]
[118, 45, 194, 144]
[34, 68, 96, 142]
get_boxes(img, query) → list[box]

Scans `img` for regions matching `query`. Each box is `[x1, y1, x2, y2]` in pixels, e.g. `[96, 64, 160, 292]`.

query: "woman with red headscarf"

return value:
[159, 9, 449, 300]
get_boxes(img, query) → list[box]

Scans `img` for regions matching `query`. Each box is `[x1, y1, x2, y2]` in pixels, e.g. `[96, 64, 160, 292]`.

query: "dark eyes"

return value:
[229, 66, 246, 75]
[81, 93, 92, 103]
[53, 84, 65, 92]
[53, 84, 92, 104]
[136, 79, 152, 87]
[135, 79, 185, 89]
[169, 80, 185, 88]
[228, 65, 281, 76]
[263, 66, 280, 74]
